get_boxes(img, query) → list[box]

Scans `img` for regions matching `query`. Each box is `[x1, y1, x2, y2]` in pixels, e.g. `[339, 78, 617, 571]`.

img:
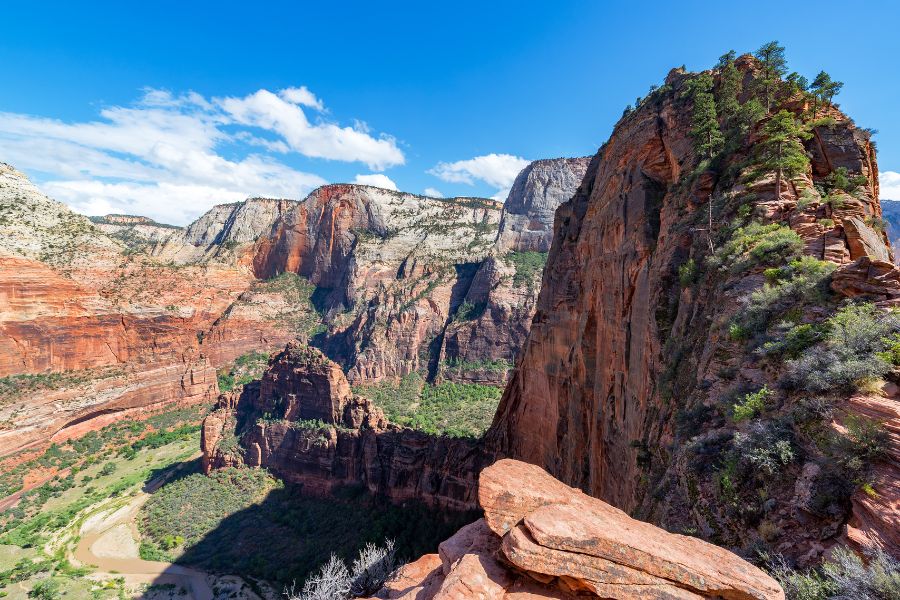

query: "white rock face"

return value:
[0, 163, 122, 264]
[497, 157, 591, 252]
[152, 197, 300, 264]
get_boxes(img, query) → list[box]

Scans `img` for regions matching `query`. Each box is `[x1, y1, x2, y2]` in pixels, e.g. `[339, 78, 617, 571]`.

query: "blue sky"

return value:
[1, 0, 898, 224]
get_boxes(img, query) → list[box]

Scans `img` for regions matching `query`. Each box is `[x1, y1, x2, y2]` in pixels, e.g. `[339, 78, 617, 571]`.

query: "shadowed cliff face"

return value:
[437, 158, 591, 384]
[487, 62, 897, 562]
[488, 87, 695, 510]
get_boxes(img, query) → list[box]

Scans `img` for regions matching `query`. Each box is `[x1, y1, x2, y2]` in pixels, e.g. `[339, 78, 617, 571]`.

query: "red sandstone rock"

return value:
[831, 256, 900, 303]
[370, 459, 783, 599]
[479, 460, 783, 600]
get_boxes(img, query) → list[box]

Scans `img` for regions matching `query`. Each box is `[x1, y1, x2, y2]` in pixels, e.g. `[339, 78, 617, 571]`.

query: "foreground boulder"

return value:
[369, 459, 784, 599]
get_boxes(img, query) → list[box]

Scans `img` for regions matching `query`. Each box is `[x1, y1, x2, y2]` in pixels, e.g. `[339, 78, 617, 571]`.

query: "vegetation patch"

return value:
[255, 272, 327, 337]
[353, 374, 501, 438]
[505, 251, 548, 288]
[140, 467, 476, 585]
[785, 303, 900, 393]
[711, 222, 803, 273]
[217, 350, 271, 392]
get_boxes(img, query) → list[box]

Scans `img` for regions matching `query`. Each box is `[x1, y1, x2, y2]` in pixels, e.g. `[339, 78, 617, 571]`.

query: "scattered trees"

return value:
[809, 71, 844, 118]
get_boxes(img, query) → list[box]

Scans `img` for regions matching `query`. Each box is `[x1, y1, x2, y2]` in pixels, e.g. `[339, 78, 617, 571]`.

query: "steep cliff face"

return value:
[437, 158, 590, 384]
[152, 197, 300, 265]
[488, 60, 897, 562]
[246, 185, 505, 382]
[202, 344, 491, 510]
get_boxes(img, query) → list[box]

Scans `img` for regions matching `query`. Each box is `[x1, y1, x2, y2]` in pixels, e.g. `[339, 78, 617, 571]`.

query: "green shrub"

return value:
[786, 303, 900, 393]
[678, 258, 698, 287]
[771, 546, 900, 600]
[712, 223, 803, 273]
[453, 300, 485, 322]
[732, 386, 772, 422]
[739, 257, 835, 333]
[758, 322, 822, 359]
[27, 579, 61, 600]
[733, 422, 795, 475]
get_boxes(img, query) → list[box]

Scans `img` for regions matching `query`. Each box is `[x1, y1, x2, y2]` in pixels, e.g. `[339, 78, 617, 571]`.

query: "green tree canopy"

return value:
[754, 41, 787, 112]
[810, 71, 844, 118]
[760, 110, 811, 200]
[689, 73, 725, 160]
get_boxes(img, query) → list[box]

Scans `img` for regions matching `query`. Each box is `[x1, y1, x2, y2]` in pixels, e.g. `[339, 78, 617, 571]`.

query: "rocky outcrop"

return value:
[841, 384, 900, 558]
[367, 459, 784, 600]
[485, 59, 895, 563]
[152, 198, 300, 265]
[830, 256, 900, 304]
[202, 343, 492, 509]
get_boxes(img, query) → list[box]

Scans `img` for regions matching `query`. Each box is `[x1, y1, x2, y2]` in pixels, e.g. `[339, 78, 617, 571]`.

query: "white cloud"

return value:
[428, 153, 529, 198]
[279, 86, 324, 111]
[880, 171, 900, 200]
[423, 187, 444, 198]
[0, 85, 402, 224]
[217, 89, 404, 170]
[353, 173, 398, 191]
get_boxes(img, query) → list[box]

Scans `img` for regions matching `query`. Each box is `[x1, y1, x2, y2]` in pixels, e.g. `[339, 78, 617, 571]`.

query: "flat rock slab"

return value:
[479, 459, 784, 600]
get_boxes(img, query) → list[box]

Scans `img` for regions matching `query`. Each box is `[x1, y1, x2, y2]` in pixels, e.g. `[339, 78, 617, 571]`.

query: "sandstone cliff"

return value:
[487, 56, 898, 563]
[437, 158, 590, 384]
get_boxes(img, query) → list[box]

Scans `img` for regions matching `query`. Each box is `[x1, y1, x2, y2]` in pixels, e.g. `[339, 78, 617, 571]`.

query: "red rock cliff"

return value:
[487, 60, 897, 562]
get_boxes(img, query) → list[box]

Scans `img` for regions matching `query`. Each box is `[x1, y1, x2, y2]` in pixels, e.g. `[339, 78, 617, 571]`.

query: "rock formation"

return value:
[202, 343, 492, 510]
[367, 459, 784, 599]
[486, 58, 897, 563]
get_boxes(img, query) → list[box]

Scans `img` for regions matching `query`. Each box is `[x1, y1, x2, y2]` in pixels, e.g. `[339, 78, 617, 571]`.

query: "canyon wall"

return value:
[0, 161, 585, 459]
[488, 60, 898, 562]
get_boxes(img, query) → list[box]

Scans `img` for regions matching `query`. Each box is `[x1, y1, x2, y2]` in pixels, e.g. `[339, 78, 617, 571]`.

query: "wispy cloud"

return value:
[353, 173, 398, 191]
[428, 153, 529, 200]
[423, 187, 443, 198]
[0, 87, 403, 224]
[881, 171, 900, 201]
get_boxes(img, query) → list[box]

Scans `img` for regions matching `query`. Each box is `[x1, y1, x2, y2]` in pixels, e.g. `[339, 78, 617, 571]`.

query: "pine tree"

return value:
[809, 71, 844, 118]
[689, 73, 724, 160]
[754, 41, 787, 113]
[716, 51, 742, 129]
[760, 110, 811, 200]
